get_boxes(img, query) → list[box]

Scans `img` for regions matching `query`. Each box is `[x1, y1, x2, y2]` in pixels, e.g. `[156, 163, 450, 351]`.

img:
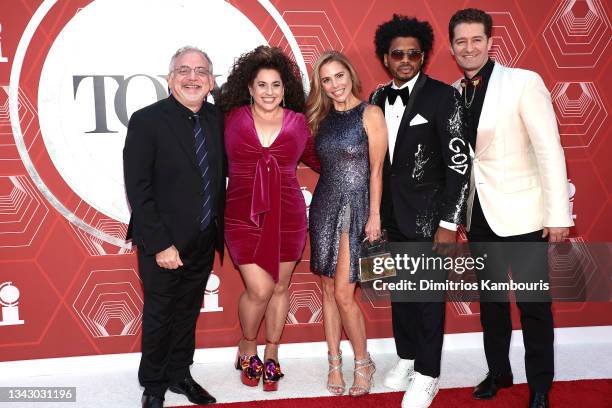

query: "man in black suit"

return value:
[124, 46, 225, 408]
[371, 15, 470, 408]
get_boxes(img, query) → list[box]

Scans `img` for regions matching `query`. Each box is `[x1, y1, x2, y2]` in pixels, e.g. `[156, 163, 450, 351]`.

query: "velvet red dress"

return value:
[224, 105, 318, 282]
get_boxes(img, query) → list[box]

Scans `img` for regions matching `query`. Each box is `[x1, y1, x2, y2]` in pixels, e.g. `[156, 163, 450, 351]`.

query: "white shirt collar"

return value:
[390, 71, 420, 94]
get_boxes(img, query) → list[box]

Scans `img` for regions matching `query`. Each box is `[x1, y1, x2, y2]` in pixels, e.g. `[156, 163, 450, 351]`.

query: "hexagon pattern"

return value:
[286, 282, 323, 324]
[0, 0, 610, 362]
[72, 269, 143, 338]
[0, 85, 39, 161]
[488, 12, 526, 67]
[269, 10, 343, 69]
[70, 200, 133, 256]
[542, 0, 611, 68]
[551, 82, 607, 148]
[0, 175, 48, 247]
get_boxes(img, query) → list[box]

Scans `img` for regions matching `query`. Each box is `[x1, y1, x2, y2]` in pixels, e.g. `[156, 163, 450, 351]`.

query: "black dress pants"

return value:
[137, 224, 216, 398]
[385, 220, 445, 378]
[468, 192, 554, 392]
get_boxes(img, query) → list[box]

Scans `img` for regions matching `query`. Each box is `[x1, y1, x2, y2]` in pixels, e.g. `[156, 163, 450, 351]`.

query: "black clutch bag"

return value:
[358, 229, 397, 282]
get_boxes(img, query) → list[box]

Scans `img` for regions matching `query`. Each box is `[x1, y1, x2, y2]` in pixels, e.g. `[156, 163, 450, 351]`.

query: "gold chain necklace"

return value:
[461, 77, 481, 109]
[464, 87, 476, 109]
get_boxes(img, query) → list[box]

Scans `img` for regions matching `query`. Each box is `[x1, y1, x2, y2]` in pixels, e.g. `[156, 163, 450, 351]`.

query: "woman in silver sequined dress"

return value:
[306, 51, 388, 397]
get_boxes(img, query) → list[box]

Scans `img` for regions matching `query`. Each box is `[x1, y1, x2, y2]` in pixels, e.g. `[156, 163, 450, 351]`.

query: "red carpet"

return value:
[171, 379, 612, 407]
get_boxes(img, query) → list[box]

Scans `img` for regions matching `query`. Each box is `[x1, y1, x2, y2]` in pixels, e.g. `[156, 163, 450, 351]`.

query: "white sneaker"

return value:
[401, 372, 439, 408]
[383, 358, 415, 390]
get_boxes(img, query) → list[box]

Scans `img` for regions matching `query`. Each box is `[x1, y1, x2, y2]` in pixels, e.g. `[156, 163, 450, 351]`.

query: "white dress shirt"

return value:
[385, 72, 419, 164]
[384, 72, 457, 232]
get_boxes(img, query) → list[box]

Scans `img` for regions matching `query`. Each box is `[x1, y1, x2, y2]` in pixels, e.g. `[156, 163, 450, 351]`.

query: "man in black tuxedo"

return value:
[124, 46, 225, 408]
[371, 15, 470, 408]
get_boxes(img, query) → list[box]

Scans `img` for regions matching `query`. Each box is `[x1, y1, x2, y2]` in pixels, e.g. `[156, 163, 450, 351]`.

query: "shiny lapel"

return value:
[393, 72, 427, 163]
[474, 63, 503, 157]
[374, 85, 392, 167]
[372, 85, 388, 111]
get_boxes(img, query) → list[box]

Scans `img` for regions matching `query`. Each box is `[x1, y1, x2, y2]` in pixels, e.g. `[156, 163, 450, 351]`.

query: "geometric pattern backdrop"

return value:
[0, 0, 610, 362]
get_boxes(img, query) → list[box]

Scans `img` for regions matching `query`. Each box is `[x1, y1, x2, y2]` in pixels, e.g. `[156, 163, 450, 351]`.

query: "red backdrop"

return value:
[0, 0, 610, 362]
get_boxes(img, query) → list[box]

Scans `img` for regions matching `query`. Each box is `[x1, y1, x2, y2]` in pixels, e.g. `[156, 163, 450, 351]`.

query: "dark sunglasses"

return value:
[389, 49, 424, 62]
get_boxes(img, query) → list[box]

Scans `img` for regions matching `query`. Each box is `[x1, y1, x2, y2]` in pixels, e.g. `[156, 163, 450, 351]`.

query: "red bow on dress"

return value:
[250, 149, 281, 282]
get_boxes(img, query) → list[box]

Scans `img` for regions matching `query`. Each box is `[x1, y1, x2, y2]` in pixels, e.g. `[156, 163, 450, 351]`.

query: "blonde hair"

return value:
[305, 51, 362, 135]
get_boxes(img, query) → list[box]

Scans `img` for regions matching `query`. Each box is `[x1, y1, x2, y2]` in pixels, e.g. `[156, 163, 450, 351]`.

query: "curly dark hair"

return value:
[449, 8, 492, 42]
[374, 14, 434, 69]
[217, 46, 305, 113]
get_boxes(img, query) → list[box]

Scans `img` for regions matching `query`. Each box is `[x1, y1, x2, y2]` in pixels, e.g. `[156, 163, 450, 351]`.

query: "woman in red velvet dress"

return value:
[218, 46, 318, 391]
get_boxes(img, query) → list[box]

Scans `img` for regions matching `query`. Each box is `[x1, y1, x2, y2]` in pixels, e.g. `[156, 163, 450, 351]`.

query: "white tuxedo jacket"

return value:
[453, 63, 574, 236]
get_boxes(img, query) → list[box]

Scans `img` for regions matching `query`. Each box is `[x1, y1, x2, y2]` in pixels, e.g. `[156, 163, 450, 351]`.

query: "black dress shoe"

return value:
[473, 372, 513, 399]
[529, 391, 549, 408]
[141, 394, 164, 408]
[168, 377, 216, 405]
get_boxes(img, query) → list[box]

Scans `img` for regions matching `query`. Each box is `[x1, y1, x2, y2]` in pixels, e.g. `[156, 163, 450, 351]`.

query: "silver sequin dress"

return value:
[309, 102, 370, 283]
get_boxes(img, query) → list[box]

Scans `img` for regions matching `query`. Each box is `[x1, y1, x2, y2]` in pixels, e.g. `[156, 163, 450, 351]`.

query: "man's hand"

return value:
[542, 227, 569, 243]
[155, 245, 183, 269]
[433, 226, 457, 256]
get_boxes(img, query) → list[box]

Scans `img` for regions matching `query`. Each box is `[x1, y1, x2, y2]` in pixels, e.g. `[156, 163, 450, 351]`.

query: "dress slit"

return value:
[308, 102, 370, 283]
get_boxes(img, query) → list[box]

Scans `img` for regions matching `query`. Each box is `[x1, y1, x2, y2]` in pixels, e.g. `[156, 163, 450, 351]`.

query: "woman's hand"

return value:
[364, 214, 381, 243]
[363, 104, 386, 244]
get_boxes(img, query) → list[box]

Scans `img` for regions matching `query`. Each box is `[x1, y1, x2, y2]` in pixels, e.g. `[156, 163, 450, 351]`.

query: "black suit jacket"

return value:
[123, 96, 225, 258]
[370, 74, 470, 239]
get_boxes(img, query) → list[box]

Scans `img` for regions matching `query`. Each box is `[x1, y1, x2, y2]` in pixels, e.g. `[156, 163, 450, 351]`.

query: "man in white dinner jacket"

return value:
[448, 8, 574, 408]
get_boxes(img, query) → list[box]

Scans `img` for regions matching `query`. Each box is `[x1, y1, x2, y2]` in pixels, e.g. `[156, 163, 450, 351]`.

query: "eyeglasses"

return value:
[389, 49, 424, 62]
[174, 66, 212, 77]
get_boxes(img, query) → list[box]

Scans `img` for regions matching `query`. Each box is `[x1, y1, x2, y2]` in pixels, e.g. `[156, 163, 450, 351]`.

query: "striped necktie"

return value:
[193, 114, 212, 230]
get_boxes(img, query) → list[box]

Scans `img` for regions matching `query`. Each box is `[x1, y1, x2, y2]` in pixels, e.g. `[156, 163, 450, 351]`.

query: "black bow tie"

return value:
[387, 87, 410, 106]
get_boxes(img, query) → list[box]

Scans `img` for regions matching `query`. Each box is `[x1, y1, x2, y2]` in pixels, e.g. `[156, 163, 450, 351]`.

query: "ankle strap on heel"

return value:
[328, 349, 343, 362]
[354, 352, 373, 366]
[265, 338, 281, 345]
[350, 353, 375, 397]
